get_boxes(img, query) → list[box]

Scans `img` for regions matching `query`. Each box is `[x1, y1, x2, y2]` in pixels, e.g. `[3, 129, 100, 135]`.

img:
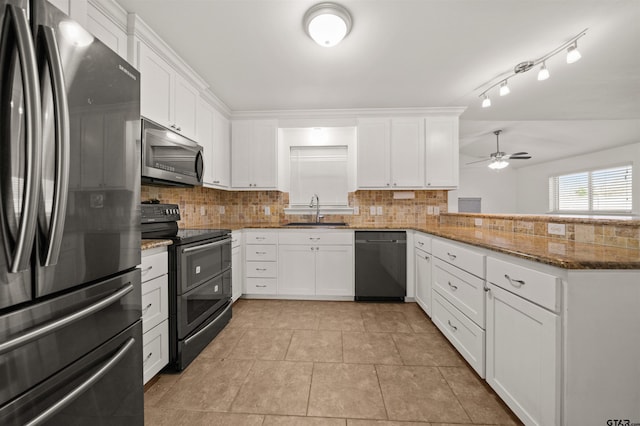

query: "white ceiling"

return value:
[116, 0, 640, 167]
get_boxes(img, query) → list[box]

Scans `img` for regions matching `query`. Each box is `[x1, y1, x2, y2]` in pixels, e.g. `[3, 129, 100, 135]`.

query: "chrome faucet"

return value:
[309, 194, 322, 223]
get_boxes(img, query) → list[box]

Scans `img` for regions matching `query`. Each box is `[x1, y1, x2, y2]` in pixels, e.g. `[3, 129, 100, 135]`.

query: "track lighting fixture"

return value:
[566, 42, 581, 64]
[476, 29, 587, 108]
[499, 80, 510, 96]
[537, 62, 550, 81]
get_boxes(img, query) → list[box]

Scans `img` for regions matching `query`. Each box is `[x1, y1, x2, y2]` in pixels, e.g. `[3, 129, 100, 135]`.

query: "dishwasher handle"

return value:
[356, 239, 406, 244]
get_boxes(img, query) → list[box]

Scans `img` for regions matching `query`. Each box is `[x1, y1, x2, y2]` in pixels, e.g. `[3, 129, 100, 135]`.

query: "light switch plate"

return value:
[475, 218, 483, 226]
[376, 206, 383, 215]
[219, 206, 225, 214]
[548, 223, 566, 236]
[353, 206, 359, 215]
[369, 206, 376, 215]
[264, 206, 271, 216]
[434, 206, 440, 215]
[427, 206, 434, 215]
[200, 206, 206, 216]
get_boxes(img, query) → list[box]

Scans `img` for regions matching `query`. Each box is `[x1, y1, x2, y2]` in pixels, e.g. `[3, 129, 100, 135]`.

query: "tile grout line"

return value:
[372, 364, 391, 421]
[306, 362, 316, 417]
[436, 365, 474, 424]
[226, 359, 257, 414]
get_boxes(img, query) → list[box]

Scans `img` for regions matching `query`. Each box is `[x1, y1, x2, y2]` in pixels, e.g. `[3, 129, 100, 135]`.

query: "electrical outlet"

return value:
[353, 206, 359, 215]
[264, 206, 271, 216]
[434, 206, 440, 215]
[548, 223, 566, 236]
[200, 206, 206, 216]
[376, 206, 383, 215]
[219, 206, 225, 214]
[427, 206, 434, 215]
[369, 206, 376, 216]
[474, 218, 483, 226]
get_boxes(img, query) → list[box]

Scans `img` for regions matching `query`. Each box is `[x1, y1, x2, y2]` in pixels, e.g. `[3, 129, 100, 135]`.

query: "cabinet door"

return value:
[415, 250, 432, 316]
[138, 43, 173, 127]
[357, 119, 390, 188]
[390, 118, 424, 187]
[278, 245, 316, 295]
[486, 283, 560, 426]
[173, 74, 198, 139]
[231, 245, 242, 301]
[315, 245, 354, 296]
[213, 110, 230, 187]
[86, 4, 127, 59]
[196, 100, 215, 185]
[425, 117, 458, 188]
[251, 120, 278, 188]
[231, 121, 252, 188]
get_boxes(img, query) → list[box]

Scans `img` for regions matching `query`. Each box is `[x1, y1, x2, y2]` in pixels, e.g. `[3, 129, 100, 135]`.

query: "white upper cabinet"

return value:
[425, 116, 459, 188]
[197, 100, 230, 188]
[231, 120, 278, 189]
[86, 2, 127, 59]
[357, 117, 426, 189]
[136, 42, 198, 140]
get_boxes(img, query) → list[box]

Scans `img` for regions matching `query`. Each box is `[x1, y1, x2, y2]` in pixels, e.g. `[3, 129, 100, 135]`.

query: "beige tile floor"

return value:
[145, 299, 522, 426]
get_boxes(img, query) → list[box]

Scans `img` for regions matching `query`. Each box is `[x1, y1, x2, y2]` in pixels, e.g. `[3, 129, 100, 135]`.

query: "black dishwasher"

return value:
[355, 231, 406, 301]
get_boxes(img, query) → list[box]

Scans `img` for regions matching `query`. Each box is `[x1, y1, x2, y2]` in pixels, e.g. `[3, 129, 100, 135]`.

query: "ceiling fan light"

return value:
[481, 94, 491, 108]
[499, 80, 510, 96]
[488, 159, 509, 170]
[537, 62, 550, 81]
[304, 3, 352, 47]
[566, 42, 581, 64]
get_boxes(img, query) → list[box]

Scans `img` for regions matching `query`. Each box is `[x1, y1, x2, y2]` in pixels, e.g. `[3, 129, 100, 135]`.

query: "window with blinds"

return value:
[549, 165, 632, 213]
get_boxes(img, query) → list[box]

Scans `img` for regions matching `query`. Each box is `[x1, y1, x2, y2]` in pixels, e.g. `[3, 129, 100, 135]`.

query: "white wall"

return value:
[516, 142, 640, 215]
[448, 155, 518, 213]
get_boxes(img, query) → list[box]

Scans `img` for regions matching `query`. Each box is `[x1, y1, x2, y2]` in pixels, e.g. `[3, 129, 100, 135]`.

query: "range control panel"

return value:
[141, 203, 181, 223]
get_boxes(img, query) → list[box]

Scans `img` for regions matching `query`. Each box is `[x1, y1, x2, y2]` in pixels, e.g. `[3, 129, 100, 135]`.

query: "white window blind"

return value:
[549, 165, 632, 213]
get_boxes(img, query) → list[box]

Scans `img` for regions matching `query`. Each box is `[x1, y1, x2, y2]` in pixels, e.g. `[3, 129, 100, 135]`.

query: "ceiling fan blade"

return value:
[510, 152, 528, 156]
[509, 156, 532, 160]
[465, 158, 491, 165]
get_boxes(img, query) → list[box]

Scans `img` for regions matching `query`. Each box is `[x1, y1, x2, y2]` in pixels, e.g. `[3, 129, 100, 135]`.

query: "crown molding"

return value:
[230, 106, 467, 121]
[88, 0, 127, 31]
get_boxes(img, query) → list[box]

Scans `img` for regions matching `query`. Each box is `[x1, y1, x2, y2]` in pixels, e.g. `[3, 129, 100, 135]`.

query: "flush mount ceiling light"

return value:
[304, 2, 353, 47]
[477, 28, 587, 108]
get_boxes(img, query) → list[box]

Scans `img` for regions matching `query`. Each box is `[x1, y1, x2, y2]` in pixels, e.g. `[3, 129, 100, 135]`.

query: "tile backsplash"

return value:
[141, 185, 448, 228]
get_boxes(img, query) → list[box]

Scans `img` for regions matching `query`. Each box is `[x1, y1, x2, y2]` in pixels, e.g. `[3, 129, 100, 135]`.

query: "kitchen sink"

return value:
[283, 222, 348, 227]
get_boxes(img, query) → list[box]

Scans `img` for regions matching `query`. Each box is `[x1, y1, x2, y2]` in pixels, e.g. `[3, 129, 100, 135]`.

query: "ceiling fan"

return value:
[466, 130, 532, 169]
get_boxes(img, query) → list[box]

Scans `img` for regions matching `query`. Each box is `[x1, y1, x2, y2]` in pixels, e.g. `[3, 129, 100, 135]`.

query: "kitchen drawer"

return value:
[142, 319, 169, 384]
[433, 238, 485, 278]
[141, 250, 168, 283]
[279, 230, 353, 245]
[231, 231, 243, 248]
[432, 290, 485, 377]
[414, 232, 432, 252]
[141, 274, 169, 333]
[433, 258, 485, 328]
[487, 257, 560, 312]
[245, 278, 277, 294]
[245, 244, 277, 261]
[244, 232, 277, 244]
[245, 261, 277, 278]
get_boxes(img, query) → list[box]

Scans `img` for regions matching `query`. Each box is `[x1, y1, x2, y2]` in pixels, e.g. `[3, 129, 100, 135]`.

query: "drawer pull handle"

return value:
[256, 268, 267, 271]
[256, 284, 267, 288]
[143, 352, 153, 364]
[447, 320, 458, 331]
[142, 303, 153, 315]
[418, 241, 424, 246]
[447, 252, 457, 260]
[141, 265, 153, 274]
[448, 281, 458, 291]
[255, 237, 266, 240]
[256, 251, 267, 255]
[505, 274, 526, 287]
[309, 237, 320, 241]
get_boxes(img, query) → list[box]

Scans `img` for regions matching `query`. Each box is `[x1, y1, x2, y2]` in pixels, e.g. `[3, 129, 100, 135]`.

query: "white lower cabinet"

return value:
[231, 231, 243, 301]
[486, 282, 560, 426]
[315, 245, 353, 296]
[277, 245, 317, 296]
[244, 230, 278, 296]
[415, 247, 432, 316]
[141, 246, 169, 385]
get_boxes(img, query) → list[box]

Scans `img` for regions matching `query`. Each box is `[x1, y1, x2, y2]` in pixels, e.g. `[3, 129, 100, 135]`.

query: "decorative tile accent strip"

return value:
[441, 213, 640, 250]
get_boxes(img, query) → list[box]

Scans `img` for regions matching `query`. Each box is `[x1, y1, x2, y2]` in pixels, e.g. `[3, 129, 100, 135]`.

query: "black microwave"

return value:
[141, 119, 204, 187]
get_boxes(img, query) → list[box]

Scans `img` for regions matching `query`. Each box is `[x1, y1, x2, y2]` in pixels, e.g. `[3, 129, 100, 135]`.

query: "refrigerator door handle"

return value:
[23, 337, 136, 426]
[38, 25, 69, 267]
[0, 283, 134, 356]
[0, 5, 42, 273]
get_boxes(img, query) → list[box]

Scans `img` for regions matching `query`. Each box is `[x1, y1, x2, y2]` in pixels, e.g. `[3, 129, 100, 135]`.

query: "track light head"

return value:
[499, 80, 510, 96]
[481, 94, 491, 108]
[567, 42, 581, 64]
[537, 62, 550, 81]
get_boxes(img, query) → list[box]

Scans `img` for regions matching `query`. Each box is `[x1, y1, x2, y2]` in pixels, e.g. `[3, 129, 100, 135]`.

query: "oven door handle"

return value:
[182, 238, 229, 254]
[183, 302, 232, 347]
[23, 337, 135, 426]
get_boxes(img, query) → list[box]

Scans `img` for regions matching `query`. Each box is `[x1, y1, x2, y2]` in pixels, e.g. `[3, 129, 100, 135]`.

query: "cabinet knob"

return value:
[447, 320, 458, 331]
[393, 183, 397, 186]
[427, 182, 431, 186]
[177, 126, 182, 131]
[386, 183, 390, 187]
[143, 352, 153, 364]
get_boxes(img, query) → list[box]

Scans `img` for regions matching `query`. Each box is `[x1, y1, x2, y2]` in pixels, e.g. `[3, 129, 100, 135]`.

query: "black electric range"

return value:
[141, 202, 232, 371]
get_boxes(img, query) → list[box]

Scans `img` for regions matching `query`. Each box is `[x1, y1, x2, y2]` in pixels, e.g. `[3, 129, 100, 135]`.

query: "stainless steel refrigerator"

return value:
[0, 0, 143, 424]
